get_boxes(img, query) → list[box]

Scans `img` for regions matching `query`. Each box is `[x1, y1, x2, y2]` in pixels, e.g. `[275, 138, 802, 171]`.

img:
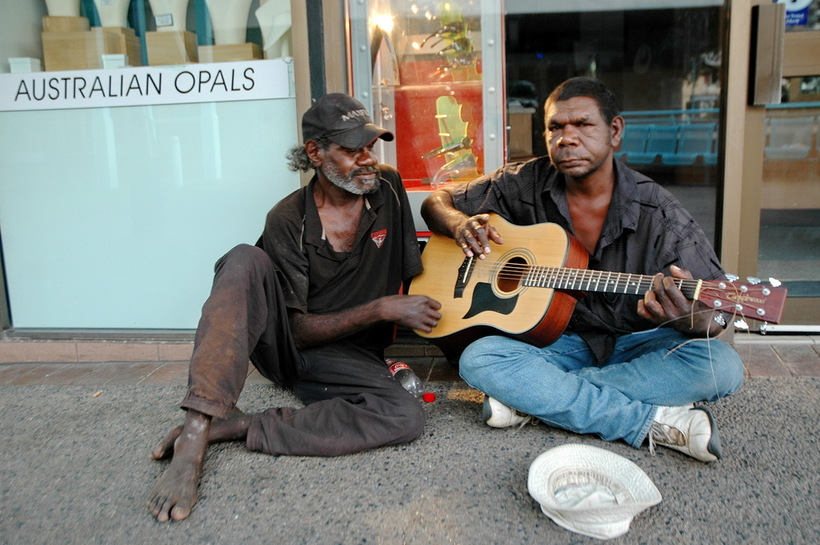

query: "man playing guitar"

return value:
[420, 77, 746, 462]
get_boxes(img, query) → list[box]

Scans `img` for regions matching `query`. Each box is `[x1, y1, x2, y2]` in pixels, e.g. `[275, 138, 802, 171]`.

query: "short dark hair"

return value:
[545, 77, 621, 124]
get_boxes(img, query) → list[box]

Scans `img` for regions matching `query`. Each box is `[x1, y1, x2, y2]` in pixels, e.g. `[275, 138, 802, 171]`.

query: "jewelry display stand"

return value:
[256, 0, 291, 60]
[45, 0, 81, 16]
[42, 0, 141, 70]
[146, 0, 197, 65]
[42, 0, 88, 36]
[199, 0, 261, 62]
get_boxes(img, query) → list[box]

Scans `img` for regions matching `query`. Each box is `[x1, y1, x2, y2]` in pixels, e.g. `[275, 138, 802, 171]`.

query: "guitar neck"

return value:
[523, 266, 702, 299]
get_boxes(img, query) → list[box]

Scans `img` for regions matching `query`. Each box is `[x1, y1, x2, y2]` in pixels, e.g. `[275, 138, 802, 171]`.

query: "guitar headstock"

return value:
[698, 277, 788, 324]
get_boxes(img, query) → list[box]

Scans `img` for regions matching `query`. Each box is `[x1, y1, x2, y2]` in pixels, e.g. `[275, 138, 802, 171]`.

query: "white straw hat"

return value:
[528, 444, 662, 540]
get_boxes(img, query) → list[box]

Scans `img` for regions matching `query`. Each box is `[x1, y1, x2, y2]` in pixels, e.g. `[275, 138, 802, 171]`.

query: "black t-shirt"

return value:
[259, 165, 422, 351]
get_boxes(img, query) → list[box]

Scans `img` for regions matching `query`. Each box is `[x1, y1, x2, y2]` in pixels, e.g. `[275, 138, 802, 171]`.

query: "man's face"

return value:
[544, 96, 622, 181]
[319, 141, 380, 195]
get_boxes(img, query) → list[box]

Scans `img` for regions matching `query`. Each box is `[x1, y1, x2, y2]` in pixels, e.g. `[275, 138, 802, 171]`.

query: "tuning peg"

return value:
[734, 318, 750, 330]
[725, 273, 739, 282]
[746, 276, 761, 285]
[768, 277, 782, 287]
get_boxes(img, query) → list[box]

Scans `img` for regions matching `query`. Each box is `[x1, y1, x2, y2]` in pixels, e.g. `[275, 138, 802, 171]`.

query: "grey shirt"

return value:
[449, 156, 725, 362]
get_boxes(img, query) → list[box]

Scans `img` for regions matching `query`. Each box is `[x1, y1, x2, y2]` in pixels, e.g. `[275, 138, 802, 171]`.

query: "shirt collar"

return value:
[302, 174, 384, 247]
[541, 159, 642, 251]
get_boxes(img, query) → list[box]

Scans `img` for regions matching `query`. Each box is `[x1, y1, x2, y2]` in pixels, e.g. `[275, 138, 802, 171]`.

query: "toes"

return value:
[170, 503, 193, 521]
[147, 495, 171, 522]
[150, 426, 183, 460]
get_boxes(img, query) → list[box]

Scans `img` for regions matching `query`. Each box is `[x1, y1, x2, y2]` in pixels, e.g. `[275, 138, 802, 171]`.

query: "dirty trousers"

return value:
[180, 244, 425, 457]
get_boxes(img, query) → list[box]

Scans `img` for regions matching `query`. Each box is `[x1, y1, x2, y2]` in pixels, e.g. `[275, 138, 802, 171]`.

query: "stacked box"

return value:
[42, 29, 121, 70]
[146, 31, 198, 65]
[198, 43, 262, 63]
[97, 27, 143, 67]
[41, 18, 143, 71]
[42, 16, 90, 33]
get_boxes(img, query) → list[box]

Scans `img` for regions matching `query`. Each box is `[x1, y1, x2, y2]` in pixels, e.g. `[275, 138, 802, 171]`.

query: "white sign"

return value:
[0, 58, 294, 112]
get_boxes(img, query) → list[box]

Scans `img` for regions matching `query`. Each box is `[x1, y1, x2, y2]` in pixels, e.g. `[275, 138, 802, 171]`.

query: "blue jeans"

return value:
[458, 329, 744, 448]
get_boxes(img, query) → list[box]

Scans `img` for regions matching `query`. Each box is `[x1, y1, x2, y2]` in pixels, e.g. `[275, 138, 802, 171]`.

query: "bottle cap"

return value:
[422, 392, 436, 403]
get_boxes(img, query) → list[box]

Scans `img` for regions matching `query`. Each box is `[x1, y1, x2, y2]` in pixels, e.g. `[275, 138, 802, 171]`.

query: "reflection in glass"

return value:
[504, 5, 724, 247]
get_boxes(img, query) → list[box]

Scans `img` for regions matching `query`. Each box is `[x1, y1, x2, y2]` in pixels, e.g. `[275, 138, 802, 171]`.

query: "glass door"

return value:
[349, 1, 727, 247]
[504, 0, 725, 248]
[756, 2, 820, 329]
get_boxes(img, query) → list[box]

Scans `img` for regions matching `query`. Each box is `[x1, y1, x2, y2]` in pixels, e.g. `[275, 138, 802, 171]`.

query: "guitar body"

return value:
[409, 214, 589, 355]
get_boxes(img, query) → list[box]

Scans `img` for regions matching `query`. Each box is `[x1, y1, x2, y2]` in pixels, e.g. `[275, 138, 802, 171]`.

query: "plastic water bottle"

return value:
[385, 359, 425, 398]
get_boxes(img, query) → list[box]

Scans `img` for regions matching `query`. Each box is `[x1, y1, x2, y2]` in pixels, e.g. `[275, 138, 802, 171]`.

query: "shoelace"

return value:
[647, 422, 686, 455]
[514, 413, 537, 431]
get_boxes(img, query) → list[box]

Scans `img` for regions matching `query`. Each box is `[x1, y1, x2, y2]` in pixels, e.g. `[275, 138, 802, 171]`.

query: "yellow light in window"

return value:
[372, 13, 394, 34]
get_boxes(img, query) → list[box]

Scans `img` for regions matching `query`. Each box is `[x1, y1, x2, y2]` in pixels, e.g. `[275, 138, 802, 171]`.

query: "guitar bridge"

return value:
[454, 255, 475, 299]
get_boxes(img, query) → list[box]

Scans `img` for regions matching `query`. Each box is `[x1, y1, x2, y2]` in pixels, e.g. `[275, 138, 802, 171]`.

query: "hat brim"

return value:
[528, 444, 662, 540]
[327, 123, 394, 149]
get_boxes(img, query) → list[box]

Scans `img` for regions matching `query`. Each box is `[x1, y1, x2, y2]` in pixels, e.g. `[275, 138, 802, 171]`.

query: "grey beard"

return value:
[321, 164, 380, 195]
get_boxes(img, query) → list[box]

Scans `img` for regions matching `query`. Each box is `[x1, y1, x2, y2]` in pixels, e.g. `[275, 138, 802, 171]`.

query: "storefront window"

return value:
[756, 1, 820, 324]
[351, 1, 725, 245]
[0, 2, 298, 330]
[18, 0, 292, 71]
[351, 0, 503, 197]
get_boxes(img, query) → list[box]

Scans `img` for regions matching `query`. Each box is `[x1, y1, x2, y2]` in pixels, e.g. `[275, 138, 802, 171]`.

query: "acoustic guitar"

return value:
[409, 214, 787, 354]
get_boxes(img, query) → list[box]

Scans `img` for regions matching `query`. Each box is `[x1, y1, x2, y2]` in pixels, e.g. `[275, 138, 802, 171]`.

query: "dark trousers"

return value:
[180, 244, 426, 456]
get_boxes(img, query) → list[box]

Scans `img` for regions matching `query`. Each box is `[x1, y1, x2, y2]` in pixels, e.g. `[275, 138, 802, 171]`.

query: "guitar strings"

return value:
[482, 261, 706, 292]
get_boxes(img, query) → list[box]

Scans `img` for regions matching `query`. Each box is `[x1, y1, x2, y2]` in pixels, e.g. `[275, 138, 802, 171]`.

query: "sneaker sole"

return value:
[482, 397, 493, 424]
[695, 407, 723, 460]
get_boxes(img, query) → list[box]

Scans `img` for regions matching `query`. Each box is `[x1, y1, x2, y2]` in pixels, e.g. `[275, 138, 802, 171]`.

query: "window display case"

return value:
[8, 0, 292, 72]
[347, 0, 505, 230]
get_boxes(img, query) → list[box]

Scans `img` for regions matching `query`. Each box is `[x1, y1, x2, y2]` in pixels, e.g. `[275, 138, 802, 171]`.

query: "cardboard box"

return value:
[97, 27, 143, 67]
[42, 27, 142, 71]
[42, 16, 90, 33]
[198, 43, 262, 63]
[42, 29, 120, 70]
[146, 31, 198, 65]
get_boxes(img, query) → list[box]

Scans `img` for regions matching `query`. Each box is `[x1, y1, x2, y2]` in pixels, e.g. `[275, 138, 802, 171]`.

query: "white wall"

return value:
[0, 0, 47, 73]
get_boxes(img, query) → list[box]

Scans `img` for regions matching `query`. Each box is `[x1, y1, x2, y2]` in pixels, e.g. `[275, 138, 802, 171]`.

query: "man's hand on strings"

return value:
[454, 214, 503, 259]
[637, 265, 720, 337]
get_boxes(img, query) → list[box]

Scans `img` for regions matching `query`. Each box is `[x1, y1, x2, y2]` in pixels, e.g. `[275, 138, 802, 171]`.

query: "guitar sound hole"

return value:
[497, 257, 526, 294]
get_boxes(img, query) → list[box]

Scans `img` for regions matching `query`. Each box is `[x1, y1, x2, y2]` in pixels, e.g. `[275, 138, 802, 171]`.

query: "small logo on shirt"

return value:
[371, 229, 387, 248]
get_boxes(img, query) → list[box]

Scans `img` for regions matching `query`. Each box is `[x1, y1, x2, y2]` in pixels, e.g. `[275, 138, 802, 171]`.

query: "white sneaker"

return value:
[483, 396, 535, 428]
[649, 405, 722, 462]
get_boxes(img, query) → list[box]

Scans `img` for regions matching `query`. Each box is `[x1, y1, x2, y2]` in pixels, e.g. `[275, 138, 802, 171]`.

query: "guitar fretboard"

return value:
[520, 265, 702, 299]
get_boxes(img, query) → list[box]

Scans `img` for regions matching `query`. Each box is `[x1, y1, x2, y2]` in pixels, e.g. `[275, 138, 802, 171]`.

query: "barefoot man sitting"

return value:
[148, 93, 441, 522]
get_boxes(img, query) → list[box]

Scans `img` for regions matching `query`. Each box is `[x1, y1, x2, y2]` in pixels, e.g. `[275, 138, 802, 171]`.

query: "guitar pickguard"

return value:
[463, 282, 518, 319]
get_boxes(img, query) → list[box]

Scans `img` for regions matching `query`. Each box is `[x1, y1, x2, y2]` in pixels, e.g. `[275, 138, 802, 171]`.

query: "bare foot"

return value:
[150, 425, 183, 461]
[150, 409, 251, 461]
[148, 410, 252, 521]
[148, 411, 210, 522]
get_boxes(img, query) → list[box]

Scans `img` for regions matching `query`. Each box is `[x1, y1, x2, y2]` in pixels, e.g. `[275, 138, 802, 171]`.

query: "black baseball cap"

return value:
[302, 93, 394, 149]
